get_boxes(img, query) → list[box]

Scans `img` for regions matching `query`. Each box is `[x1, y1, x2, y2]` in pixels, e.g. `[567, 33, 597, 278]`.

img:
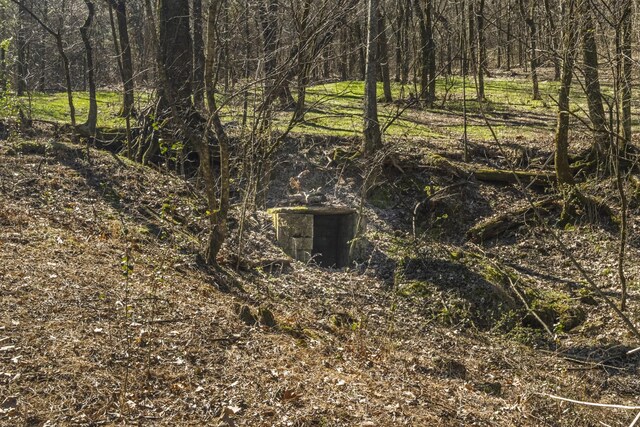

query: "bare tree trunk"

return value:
[506, 0, 512, 70]
[192, 0, 205, 111]
[0, 47, 5, 93]
[415, 0, 429, 94]
[0, 0, 5, 91]
[108, 5, 124, 82]
[293, 0, 311, 121]
[496, 0, 502, 69]
[153, 0, 228, 265]
[394, 0, 404, 82]
[354, 20, 366, 80]
[0, 4, 6, 94]
[205, 0, 221, 113]
[554, 0, 577, 186]
[401, 0, 410, 83]
[543, 0, 561, 80]
[79, 0, 97, 136]
[580, 0, 608, 156]
[362, 0, 382, 155]
[378, 10, 393, 102]
[476, 0, 486, 100]
[613, 2, 631, 310]
[258, 0, 294, 109]
[519, 0, 541, 100]
[36, 0, 47, 92]
[426, 0, 436, 104]
[414, 0, 435, 106]
[468, 0, 476, 76]
[444, 16, 452, 76]
[16, 0, 27, 96]
[158, 0, 192, 113]
[108, 0, 135, 117]
[203, 0, 231, 265]
[620, 0, 632, 152]
[57, 35, 76, 129]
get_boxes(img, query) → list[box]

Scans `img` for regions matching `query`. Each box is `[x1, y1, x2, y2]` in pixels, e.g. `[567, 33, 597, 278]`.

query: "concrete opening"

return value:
[269, 206, 358, 268]
[312, 213, 355, 268]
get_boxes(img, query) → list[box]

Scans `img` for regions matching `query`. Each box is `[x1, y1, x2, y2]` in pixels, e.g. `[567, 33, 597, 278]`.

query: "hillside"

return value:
[2, 122, 640, 426]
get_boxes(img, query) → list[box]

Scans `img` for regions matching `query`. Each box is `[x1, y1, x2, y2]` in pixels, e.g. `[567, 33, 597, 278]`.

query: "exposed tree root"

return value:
[559, 186, 614, 226]
[473, 168, 556, 188]
[467, 198, 560, 242]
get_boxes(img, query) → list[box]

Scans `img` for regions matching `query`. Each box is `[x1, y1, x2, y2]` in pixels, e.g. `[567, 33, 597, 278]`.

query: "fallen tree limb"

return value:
[541, 393, 640, 410]
[473, 168, 556, 188]
[627, 346, 640, 355]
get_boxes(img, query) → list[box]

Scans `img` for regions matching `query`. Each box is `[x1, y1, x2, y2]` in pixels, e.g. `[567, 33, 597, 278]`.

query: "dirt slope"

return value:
[1, 135, 640, 426]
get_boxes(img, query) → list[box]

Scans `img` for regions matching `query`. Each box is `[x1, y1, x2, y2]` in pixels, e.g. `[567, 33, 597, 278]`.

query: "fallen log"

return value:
[421, 153, 470, 178]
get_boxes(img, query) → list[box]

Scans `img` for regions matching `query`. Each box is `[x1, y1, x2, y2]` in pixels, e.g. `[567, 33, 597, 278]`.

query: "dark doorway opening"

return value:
[312, 214, 355, 268]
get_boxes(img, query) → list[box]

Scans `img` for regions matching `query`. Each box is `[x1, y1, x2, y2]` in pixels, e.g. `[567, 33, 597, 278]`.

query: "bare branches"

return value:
[542, 393, 640, 410]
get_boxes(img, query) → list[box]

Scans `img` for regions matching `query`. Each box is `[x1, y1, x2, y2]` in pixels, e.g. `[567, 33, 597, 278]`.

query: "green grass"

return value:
[4, 76, 636, 142]
[15, 91, 149, 128]
[287, 78, 560, 140]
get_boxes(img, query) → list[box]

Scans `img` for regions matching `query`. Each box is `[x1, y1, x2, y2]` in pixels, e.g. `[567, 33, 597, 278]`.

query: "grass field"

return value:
[7, 75, 638, 142]
[15, 91, 150, 129]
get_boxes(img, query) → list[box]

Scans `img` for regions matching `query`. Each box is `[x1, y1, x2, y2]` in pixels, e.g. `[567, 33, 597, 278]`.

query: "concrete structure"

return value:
[269, 206, 360, 268]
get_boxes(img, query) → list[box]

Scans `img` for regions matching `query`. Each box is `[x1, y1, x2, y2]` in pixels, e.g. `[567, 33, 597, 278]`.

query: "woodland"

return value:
[2, 0, 640, 425]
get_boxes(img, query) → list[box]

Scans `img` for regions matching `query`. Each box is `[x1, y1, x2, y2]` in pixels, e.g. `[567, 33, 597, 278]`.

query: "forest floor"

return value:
[3, 73, 640, 426]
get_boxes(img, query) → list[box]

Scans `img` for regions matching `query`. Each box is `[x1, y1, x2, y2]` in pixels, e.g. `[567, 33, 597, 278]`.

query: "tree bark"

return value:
[518, 0, 541, 100]
[192, 0, 206, 111]
[108, 0, 135, 117]
[362, 0, 382, 155]
[394, 0, 404, 82]
[293, 0, 311, 121]
[79, 0, 97, 136]
[158, 0, 193, 113]
[554, 0, 577, 186]
[35, 0, 47, 92]
[414, 0, 436, 106]
[543, 0, 561, 80]
[258, 0, 295, 109]
[0, 4, 6, 94]
[506, 0, 512, 70]
[16, 0, 27, 96]
[467, 0, 476, 76]
[354, 20, 366, 80]
[378, 10, 393, 102]
[57, 35, 76, 129]
[0, 46, 5, 94]
[203, 0, 230, 265]
[425, 0, 436, 105]
[580, 0, 608, 156]
[152, 0, 228, 265]
[476, 0, 486, 100]
[619, 0, 632, 152]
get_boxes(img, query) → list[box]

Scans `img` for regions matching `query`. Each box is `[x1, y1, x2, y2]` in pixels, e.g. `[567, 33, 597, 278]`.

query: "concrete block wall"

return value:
[272, 213, 314, 263]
